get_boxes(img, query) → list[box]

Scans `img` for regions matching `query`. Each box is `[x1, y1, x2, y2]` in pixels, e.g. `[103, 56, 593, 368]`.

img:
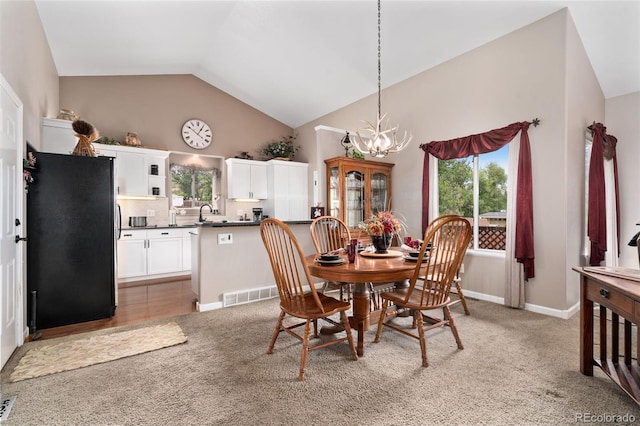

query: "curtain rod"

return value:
[418, 118, 540, 149]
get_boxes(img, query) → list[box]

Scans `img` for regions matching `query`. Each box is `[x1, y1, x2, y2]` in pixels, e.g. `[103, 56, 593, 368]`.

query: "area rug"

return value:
[9, 322, 187, 382]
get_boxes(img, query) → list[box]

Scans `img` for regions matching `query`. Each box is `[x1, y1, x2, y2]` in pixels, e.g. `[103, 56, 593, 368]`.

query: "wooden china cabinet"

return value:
[325, 157, 394, 239]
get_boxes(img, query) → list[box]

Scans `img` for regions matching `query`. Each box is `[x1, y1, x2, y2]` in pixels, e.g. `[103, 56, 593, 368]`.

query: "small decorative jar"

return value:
[124, 132, 142, 147]
[57, 109, 78, 121]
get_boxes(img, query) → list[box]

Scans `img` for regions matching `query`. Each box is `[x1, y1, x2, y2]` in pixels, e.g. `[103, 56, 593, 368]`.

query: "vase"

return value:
[372, 234, 392, 254]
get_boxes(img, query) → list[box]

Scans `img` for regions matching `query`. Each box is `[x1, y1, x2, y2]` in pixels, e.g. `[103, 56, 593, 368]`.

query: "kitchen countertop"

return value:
[121, 220, 312, 230]
[120, 224, 198, 230]
[197, 220, 312, 228]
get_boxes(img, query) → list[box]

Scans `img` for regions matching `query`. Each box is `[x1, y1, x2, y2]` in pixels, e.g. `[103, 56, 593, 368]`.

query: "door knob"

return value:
[15, 218, 21, 226]
[15, 235, 27, 243]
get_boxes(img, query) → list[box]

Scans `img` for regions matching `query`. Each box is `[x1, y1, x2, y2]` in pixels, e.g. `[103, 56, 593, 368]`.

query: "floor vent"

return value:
[223, 286, 278, 307]
[0, 395, 16, 422]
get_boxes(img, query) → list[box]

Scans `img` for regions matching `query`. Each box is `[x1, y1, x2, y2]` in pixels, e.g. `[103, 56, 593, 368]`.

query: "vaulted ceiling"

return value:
[36, 1, 639, 128]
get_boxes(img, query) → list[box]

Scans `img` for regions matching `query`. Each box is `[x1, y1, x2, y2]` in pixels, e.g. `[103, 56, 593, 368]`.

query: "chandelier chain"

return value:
[377, 0, 382, 124]
[353, 0, 412, 158]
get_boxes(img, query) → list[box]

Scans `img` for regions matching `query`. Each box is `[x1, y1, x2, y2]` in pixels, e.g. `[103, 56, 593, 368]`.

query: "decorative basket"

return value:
[72, 135, 97, 157]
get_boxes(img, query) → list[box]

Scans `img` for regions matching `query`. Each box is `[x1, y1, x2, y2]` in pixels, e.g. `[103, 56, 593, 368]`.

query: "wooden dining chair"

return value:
[260, 218, 358, 381]
[310, 216, 352, 301]
[424, 215, 471, 315]
[373, 216, 472, 367]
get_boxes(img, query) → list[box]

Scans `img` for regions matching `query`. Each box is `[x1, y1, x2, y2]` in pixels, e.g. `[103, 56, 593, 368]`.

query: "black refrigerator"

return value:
[27, 152, 117, 331]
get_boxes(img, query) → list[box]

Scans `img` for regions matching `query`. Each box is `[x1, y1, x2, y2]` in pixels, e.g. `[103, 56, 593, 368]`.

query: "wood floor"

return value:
[28, 276, 197, 342]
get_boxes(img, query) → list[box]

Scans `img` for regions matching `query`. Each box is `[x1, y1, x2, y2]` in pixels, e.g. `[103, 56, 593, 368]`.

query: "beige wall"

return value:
[59, 74, 295, 223]
[59, 75, 293, 159]
[1, 0, 60, 333]
[0, 0, 59, 149]
[564, 10, 605, 308]
[606, 92, 640, 269]
[296, 9, 599, 314]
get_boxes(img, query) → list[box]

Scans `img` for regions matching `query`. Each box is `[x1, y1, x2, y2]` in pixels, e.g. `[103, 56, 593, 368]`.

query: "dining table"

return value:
[305, 248, 426, 356]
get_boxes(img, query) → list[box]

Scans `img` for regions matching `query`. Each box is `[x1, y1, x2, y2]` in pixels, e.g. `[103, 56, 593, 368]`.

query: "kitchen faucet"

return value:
[199, 203, 213, 222]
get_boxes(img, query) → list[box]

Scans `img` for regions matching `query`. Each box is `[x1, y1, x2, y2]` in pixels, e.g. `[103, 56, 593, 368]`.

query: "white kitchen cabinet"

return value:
[41, 118, 170, 198]
[182, 228, 196, 271]
[42, 118, 77, 154]
[117, 230, 148, 278]
[146, 229, 183, 275]
[110, 149, 168, 197]
[116, 151, 148, 196]
[265, 160, 308, 220]
[225, 158, 267, 199]
[117, 228, 186, 279]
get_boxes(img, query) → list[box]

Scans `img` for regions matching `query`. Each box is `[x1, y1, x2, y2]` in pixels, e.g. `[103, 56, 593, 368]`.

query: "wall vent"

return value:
[223, 285, 278, 307]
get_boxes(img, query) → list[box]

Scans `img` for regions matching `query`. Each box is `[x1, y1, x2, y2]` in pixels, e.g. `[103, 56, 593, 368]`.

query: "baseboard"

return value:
[462, 290, 580, 320]
[525, 300, 580, 319]
[194, 286, 581, 320]
[196, 301, 224, 312]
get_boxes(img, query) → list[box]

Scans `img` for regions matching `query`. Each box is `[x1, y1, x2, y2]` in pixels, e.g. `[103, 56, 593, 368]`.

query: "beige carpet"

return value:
[1, 298, 639, 425]
[9, 322, 187, 382]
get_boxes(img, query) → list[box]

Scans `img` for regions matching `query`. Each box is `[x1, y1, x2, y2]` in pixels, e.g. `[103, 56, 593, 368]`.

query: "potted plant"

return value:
[261, 135, 299, 160]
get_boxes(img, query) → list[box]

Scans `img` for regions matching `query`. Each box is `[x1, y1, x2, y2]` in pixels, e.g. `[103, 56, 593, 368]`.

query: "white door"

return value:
[0, 74, 24, 369]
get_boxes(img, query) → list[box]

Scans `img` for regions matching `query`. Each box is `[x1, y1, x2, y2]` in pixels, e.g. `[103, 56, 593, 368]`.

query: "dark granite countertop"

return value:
[121, 220, 312, 231]
[120, 224, 198, 231]
[196, 220, 312, 228]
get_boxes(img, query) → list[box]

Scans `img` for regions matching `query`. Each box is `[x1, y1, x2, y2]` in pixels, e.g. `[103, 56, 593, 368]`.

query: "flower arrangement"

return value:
[261, 135, 299, 160]
[359, 211, 401, 237]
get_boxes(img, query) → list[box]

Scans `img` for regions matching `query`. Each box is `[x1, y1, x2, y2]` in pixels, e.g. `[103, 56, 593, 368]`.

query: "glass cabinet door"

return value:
[329, 166, 340, 217]
[370, 172, 389, 214]
[345, 169, 364, 228]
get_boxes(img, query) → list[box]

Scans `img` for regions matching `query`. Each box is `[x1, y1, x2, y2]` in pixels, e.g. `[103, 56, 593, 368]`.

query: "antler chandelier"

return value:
[353, 0, 412, 158]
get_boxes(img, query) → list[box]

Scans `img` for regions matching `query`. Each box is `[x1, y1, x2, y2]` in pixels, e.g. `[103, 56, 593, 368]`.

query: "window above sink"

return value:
[169, 152, 225, 215]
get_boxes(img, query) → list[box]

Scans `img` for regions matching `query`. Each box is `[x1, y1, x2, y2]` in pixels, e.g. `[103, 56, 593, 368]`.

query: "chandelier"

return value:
[353, 0, 412, 158]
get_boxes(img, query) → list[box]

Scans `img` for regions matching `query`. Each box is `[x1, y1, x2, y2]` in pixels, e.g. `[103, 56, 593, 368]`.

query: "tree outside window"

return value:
[438, 145, 508, 250]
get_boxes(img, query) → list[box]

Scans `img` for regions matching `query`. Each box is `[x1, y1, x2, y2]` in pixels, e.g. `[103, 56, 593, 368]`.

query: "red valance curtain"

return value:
[420, 121, 535, 279]
[587, 122, 620, 265]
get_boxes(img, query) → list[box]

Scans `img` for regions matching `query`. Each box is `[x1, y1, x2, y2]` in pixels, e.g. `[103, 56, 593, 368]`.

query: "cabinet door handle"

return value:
[161, 232, 169, 235]
[599, 288, 610, 298]
[123, 233, 132, 237]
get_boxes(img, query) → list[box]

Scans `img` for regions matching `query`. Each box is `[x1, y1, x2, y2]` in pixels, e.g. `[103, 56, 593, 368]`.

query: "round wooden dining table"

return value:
[305, 249, 425, 356]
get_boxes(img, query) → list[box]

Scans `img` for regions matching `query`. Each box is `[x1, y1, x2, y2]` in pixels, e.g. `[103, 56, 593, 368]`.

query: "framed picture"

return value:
[311, 207, 325, 219]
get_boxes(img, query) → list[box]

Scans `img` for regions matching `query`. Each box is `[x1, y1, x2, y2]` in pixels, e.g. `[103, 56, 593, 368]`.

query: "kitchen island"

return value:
[192, 220, 314, 311]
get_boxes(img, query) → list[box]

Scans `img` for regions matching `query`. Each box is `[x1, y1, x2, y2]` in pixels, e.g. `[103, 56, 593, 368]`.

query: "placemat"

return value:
[359, 249, 403, 258]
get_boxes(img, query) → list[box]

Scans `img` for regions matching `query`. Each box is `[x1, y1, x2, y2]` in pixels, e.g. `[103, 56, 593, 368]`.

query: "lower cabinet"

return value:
[117, 228, 195, 280]
[118, 230, 148, 278]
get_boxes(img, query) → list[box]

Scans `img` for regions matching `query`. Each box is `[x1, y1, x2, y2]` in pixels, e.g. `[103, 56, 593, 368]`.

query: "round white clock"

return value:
[181, 119, 212, 149]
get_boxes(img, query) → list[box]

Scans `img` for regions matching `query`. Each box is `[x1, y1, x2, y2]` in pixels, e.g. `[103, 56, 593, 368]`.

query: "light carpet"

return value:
[9, 322, 187, 382]
[1, 298, 639, 425]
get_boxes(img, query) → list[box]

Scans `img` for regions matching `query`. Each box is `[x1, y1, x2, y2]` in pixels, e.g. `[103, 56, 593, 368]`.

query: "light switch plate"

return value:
[218, 233, 233, 245]
[147, 209, 155, 217]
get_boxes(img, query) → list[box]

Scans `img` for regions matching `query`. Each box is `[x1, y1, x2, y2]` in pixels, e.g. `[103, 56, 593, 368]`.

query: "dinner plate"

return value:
[403, 254, 429, 262]
[316, 258, 346, 265]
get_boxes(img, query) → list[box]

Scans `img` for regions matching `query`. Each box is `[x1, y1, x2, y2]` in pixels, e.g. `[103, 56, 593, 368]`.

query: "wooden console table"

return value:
[574, 266, 640, 404]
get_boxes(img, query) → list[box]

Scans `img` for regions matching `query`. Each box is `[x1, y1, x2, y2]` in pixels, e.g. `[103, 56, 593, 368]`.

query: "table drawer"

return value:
[586, 281, 633, 317]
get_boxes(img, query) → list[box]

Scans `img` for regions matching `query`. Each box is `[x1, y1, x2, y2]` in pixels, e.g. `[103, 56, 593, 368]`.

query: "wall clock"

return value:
[181, 119, 212, 149]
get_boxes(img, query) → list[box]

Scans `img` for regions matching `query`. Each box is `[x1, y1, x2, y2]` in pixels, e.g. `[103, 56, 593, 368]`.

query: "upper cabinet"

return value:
[325, 156, 394, 231]
[41, 118, 169, 198]
[225, 158, 267, 200]
[42, 118, 78, 154]
[265, 160, 308, 221]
